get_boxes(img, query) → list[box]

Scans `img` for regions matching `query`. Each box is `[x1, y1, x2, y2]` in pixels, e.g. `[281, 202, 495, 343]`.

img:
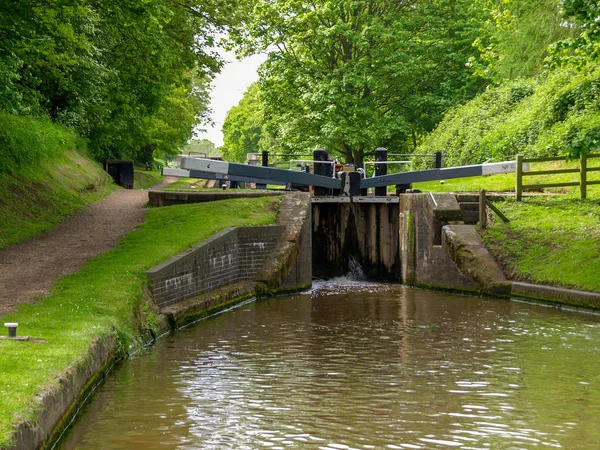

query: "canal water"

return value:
[60, 282, 600, 450]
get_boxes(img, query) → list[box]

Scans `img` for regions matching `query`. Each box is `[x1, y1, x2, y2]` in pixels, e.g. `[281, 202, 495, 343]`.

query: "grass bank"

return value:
[0, 149, 114, 249]
[0, 196, 280, 448]
[482, 197, 600, 292]
[133, 166, 164, 190]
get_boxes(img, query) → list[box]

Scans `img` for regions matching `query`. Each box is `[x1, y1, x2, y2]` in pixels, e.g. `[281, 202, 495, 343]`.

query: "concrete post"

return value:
[375, 147, 387, 196]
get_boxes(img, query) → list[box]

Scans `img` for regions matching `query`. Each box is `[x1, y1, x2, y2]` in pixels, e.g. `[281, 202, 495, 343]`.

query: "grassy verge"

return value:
[0, 150, 115, 249]
[133, 166, 164, 190]
[482, 197, 600, 292]
[0, 196, 280, 448]
[0, 113, 82, 173]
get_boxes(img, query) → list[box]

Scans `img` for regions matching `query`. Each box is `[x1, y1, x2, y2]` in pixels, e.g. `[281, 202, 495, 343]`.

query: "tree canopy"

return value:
[0, 0, 240, 162]
[419, 0, 600, 165]
[228, 0, 487, 165]
[221, 83, 274, 162]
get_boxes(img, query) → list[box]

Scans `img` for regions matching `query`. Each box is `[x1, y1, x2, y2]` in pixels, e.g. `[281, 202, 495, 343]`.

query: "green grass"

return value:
[0, 150, 115, 249]
[483, 196, 600, 291]
[0, 113, 84, 174]
[0, 196, 281, 448]
[413, 173, 517, 193]
[133, 166, 164, 190]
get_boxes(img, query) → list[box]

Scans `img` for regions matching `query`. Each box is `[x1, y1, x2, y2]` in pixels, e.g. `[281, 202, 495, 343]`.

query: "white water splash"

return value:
[346, 255, 366, 281]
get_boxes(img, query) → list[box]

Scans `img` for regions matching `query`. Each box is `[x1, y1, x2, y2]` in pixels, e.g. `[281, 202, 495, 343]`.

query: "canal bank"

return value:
[0, 195, 293, 450]
[3, 190, 600, 450]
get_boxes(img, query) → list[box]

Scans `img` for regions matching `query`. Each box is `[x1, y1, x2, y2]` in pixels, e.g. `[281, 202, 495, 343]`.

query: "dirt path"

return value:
[0, 177, 177, 316]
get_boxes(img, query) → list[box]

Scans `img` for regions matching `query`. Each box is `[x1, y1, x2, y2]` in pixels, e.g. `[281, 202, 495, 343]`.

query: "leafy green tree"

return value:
[184, 138, 219, 157]
[222, 83, 272, 162]
[549, 0, 600, 67]
[0, 0, 243, 163]
[231, 0, 486, 166]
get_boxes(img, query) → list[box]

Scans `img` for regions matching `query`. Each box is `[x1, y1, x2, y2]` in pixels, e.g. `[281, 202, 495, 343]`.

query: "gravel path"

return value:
[0, 177, 177, 316]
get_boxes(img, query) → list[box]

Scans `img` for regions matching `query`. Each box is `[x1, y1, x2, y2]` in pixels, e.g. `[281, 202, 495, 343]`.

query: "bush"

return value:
[420, 64, 600, 165]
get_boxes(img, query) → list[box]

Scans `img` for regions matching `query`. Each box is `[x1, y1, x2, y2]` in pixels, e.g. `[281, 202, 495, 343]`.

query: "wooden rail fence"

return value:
[479, 189, 509, 229]
[515, 153, 600, 201]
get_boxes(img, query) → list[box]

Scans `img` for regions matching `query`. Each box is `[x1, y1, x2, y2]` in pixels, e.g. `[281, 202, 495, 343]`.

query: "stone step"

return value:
[459, 201, 479, 211]
[461, 212, 479, 224]
[455, 194, 479, 203]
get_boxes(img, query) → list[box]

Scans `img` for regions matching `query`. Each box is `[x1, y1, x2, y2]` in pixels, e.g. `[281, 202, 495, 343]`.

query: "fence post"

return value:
[479, 189, 487, 229]
[515, 155, 523, 201]
[580, 152, 587, 200]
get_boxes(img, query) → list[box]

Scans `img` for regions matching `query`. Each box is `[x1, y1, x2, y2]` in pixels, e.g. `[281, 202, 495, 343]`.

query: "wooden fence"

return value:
[515, 153, 600, 201]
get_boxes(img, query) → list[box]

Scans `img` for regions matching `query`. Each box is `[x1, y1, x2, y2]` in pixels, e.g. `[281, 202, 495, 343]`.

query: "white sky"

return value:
[195, 50, 267, 147]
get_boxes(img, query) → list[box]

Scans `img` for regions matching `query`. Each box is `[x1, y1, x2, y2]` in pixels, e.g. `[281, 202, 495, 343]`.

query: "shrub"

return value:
[420, 64, 600, 165]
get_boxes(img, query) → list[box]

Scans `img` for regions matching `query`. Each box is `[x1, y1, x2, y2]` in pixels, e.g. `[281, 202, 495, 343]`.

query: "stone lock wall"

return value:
[146, 226, 284, 308]
[399, 193, 473, 290]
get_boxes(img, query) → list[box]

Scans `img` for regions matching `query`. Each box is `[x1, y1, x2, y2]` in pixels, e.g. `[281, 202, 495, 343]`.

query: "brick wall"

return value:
[147, 226, 284, 308]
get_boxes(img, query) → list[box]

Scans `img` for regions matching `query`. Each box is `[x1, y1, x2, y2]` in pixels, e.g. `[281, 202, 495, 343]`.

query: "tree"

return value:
[0, 0, 245, 162]
[230, 0, 486, 166]
[549, 0, 600, 67]
[222, 83, 273, 162]
[184, 138, 218, 157]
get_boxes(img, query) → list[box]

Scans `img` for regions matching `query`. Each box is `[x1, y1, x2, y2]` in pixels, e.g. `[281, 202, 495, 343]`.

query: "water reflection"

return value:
[60, 283, 600, 449]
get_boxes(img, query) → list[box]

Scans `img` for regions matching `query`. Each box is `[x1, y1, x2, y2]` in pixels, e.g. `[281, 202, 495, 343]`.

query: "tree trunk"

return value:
[352, 149, 364, 169]
[342, 143, 354, 164]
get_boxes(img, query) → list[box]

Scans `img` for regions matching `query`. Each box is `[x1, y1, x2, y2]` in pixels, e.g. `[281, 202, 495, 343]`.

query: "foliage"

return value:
[0, 0, 243, 164]
[420, 63, 600, 165]
[549, 0, 600, 67]
[0, 196, 280, 447]
[230, 0, 487, 166]
[184, 138, 219, 157]
[471, 0, 579, 81]
[0, 112, 84, 173]
[222, 83, 273, 162]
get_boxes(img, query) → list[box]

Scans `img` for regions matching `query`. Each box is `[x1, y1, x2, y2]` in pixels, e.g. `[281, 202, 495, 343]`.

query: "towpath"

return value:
[0, 177, 177, 316]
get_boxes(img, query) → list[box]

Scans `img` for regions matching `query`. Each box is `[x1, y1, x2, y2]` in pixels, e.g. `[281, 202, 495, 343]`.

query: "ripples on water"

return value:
[60, 282, 600, 450]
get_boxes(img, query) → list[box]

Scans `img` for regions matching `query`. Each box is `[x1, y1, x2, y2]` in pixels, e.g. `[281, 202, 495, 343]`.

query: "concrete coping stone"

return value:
[511, 281, 600, 309]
